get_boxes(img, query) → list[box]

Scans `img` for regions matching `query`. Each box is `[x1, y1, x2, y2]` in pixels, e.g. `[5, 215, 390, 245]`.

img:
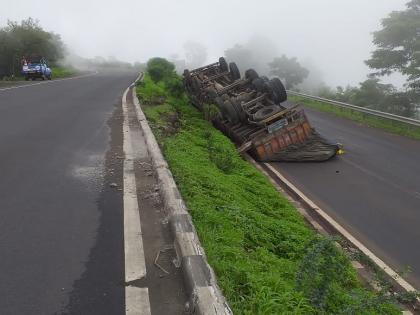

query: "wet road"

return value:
[271, 106, 420, 288]
[0, 71, 136, 314]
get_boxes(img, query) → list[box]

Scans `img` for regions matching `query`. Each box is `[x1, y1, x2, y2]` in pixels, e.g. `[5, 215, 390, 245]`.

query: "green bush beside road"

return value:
[289, 95, 420, 140]
[136, 59, 400, 314]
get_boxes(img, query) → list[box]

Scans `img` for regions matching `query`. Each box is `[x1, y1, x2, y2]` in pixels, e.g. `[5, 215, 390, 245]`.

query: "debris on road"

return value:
[183, 57, 340, 162]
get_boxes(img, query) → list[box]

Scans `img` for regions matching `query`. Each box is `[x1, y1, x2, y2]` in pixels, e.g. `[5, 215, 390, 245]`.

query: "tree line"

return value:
[0, 18, 65, 78]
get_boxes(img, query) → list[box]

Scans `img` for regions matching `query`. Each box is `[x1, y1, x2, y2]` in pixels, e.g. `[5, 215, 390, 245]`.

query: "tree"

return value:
[0, 18, 65, 77]
[146, 57, 176, 83]
[352, 78, 395, 108]
[268, 55, 309, 89]
[324, 78, 417, 117]
[366, 0, 420, 91]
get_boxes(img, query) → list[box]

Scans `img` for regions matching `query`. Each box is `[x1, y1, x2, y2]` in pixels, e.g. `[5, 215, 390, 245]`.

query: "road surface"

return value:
[0, 72, 186, 315]
[271, 106, 420, 288]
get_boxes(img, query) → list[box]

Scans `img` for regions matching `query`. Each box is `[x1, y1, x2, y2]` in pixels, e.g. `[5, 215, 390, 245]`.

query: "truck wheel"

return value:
[229, 62, 241, 80]
[183, 69, 191, 80]
[253, 105, 282, 121]
[245, 69, 259, 81]
[252, 78, 267, 93]
[232, 99, 247, 123]
[192, 76, 201, 94]
[205, 87, 218, 101]
[219, 57, 228, 72]
[268, 78, 287, 104]
[222, 100, 240, 124]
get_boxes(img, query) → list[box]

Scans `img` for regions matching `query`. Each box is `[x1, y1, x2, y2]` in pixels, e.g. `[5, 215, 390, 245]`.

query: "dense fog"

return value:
[2, 0, 407, 88]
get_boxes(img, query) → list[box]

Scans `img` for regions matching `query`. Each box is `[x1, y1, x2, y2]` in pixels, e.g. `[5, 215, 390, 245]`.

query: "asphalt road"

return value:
[271, 106, 420, 288]
[0, 71, 137, 315]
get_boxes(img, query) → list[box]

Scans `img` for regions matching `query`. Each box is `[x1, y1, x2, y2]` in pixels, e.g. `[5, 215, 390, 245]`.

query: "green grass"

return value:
[289, 95, 420, 140]
[137, 73, 400, 314]
[50, 66, 77, 79]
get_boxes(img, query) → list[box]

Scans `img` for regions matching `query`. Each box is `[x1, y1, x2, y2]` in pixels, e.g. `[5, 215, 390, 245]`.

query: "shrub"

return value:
[146, 57, 176, 83]
[165, 75, 184, 98]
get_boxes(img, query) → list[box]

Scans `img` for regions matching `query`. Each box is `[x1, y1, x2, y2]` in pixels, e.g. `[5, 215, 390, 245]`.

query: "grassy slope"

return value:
[289, 95, 420, 140]
[137, 74, 399, 314]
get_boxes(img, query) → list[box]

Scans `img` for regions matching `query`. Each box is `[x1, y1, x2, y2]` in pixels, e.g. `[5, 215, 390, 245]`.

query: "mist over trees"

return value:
[268, 55, 309, 89]
[315, 0, 420, 118]
[168, 41, 207, 74]
[0, 18, 65, 77]
[183, 40, 207, 70]
[224, 35, 279, 75]
[295, 59, 329, 95]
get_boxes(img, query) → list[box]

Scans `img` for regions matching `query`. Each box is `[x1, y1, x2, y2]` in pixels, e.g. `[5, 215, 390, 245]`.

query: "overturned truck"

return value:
[183, 57, 340, 162]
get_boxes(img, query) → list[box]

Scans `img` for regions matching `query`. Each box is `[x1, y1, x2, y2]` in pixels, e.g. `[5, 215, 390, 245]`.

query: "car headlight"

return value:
[35, 66, 41, 70]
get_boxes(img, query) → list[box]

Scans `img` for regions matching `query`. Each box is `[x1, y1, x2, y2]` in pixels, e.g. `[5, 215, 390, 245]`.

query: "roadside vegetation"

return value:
[289, 95, 420, 140]
[136, 58, 401, 314]
[50, 66, 76, 79]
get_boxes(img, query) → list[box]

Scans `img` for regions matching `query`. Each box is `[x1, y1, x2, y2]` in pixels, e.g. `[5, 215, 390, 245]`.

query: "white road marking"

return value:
[123, 86, 147, 281]
[0, 72, 98, 92]
[122, 86, 151, 314]
[125, 287, 151, 315]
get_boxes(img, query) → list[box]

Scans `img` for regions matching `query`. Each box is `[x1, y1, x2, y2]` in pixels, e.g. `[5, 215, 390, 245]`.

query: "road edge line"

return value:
[122, 85, 151, 314]
[131, 74, 232, 315]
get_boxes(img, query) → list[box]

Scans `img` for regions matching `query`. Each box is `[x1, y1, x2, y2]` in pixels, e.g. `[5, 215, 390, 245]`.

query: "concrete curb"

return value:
[131, 74, 232, 315]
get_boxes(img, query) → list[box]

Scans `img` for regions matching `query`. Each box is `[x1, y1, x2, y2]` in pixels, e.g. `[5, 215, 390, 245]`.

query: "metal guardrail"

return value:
[287, 90, 420, 127]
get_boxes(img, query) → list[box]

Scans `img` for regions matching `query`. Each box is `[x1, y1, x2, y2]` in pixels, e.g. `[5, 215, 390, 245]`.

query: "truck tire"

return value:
[229, 62, 240, 80]
[219, 57, 228, 72]
[245, 69, 259, 81]
[231, 99, 247, 123]
[252, 78, 267, 93]
[183, 69, 191, 80]
[192, 76, 201, 94]
[222, 100, 240, 124]
[205, 87, 218, 101]
[253, 105, 282, 121]
[268, 78, 287, 103]
[214, 96, 224, 109]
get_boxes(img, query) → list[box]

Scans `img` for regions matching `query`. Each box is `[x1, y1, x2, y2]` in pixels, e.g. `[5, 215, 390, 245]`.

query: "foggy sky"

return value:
[2, 0, 407, 87]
